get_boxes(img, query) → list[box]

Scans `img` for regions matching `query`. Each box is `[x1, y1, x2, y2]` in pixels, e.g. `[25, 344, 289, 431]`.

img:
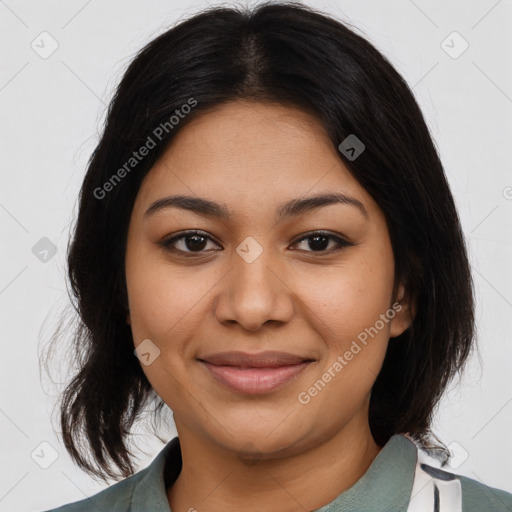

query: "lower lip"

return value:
[200, 361, 312, 394]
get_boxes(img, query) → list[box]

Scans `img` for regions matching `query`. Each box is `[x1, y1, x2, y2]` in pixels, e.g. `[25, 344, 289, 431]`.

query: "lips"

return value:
[197, 351, 315, 394]
[198, 350, 314, 367]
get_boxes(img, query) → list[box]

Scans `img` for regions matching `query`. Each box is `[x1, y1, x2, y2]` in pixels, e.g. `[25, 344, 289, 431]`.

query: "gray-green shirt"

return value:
[42, 434, 512, 511]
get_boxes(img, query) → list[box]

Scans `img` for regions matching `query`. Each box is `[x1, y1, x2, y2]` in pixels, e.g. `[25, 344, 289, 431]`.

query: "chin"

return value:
[212, 424, 308, 461]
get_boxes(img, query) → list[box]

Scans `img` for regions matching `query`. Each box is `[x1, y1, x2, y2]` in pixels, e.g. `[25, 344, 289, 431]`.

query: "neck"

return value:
[167, 417, 382, 512]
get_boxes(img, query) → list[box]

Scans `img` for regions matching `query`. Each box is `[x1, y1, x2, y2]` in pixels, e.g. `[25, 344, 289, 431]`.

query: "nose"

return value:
[213, 242, 294, 332]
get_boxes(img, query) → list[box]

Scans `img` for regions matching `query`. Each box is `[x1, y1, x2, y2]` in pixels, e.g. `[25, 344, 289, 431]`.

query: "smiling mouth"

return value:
[197, 351, 316, 394]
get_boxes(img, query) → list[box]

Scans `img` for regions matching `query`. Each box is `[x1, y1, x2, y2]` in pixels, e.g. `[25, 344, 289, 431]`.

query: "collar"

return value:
[130, 437, 180, 511]
[315, 434, 417, 511]
[131, 434, 417, 511]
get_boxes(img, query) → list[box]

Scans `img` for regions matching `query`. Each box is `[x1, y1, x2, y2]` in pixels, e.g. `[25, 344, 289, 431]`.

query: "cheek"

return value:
[125, 249, 217, 349]
[298, 256, 394, 345]
[294, 259, 394, 425]
[125, 258, 211, 407]
[294, 244, 395, 410]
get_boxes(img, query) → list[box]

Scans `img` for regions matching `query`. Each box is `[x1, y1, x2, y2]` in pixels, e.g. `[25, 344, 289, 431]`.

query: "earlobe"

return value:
[389, 304, 411, 338]
[389, 284, 414, 338]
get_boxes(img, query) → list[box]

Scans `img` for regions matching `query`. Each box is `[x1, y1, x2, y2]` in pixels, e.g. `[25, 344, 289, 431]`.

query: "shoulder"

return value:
[40, 471, 141, 511]
[40, 437, 180, 512]
[458, 473, 512, 511]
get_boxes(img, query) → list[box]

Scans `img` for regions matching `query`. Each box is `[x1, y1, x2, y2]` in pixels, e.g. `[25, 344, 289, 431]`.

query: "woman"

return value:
[43, 2, 512, 511]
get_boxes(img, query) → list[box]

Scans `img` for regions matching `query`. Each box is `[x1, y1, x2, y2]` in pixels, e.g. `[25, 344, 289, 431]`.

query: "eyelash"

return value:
[158, 229, 353, 257]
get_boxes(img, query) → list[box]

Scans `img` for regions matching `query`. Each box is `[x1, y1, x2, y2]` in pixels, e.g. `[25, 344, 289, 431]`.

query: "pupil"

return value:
[309, 235, 328, 251]
[186, 235, 207, 251]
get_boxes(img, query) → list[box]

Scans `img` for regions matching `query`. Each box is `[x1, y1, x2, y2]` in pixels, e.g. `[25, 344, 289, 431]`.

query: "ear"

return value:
[389, 283, 414, 338]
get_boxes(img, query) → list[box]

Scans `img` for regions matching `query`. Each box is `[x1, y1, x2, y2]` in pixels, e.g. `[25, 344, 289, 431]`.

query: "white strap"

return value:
[407, 443, 462, 512]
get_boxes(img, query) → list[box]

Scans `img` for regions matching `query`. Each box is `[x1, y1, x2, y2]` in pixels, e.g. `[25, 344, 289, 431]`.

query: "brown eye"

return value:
[160, 230, 221, 255]
[291, 231, 353, 254]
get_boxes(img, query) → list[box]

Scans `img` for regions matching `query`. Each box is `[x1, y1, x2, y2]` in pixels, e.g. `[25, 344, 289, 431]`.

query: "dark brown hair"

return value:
[44, 1, 475, 482]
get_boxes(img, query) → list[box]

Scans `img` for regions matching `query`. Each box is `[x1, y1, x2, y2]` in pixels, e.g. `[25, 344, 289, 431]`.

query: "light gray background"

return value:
[1, 1, 511, 511]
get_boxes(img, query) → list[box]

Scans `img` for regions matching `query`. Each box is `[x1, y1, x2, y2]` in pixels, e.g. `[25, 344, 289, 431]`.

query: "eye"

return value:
[158, 229, 353, 257]
[159, 230, 222, 255]
[290, 231, 353, 254]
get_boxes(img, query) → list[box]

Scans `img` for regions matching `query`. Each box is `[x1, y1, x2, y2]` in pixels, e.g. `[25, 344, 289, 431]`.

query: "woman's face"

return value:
[125, 100, 411, 458]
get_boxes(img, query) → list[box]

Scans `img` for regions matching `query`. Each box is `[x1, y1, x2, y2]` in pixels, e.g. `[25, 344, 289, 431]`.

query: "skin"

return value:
[125, 100, 413, 512]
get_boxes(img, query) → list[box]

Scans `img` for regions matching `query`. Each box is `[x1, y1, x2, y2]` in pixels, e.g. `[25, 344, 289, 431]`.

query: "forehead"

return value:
[133, 101, 377, 221]
[162, 100, 336, 175]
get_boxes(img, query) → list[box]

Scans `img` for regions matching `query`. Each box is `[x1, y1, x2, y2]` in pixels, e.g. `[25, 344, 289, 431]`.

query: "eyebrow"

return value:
[144, 192, 368, 221]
